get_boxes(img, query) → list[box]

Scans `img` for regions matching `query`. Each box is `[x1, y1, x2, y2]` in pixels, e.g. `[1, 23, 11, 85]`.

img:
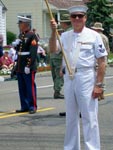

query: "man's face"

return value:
[4, 52, 8, 57]
[18, 22, 26, 31]
[60, 22, 66, 29]
[70, 12, 87, 32]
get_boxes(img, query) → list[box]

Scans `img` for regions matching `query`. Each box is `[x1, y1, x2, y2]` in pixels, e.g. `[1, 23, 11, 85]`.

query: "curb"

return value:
[36, 70, 51, 77]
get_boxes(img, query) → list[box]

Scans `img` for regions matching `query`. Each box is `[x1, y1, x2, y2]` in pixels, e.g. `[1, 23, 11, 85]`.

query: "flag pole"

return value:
[44, 0, 72, 75]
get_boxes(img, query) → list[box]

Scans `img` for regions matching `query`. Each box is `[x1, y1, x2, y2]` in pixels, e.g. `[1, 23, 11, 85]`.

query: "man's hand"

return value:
[50, 19, 57, 32]
[24, 67, 30, 74]
[12, 39, 21, 47]
[92, 86, 103, 99]
[15, 39, 21, 45]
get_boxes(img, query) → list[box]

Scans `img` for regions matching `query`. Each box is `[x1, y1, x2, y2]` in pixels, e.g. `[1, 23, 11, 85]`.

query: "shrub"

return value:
[7, 31, 16, 45]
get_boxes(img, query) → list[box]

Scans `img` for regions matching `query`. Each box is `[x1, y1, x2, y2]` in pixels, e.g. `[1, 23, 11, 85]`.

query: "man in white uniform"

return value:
[49, 4, 107, 150]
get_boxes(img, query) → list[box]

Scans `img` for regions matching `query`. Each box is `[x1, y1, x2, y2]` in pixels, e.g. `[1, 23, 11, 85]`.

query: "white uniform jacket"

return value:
[60, 27, 108, 76]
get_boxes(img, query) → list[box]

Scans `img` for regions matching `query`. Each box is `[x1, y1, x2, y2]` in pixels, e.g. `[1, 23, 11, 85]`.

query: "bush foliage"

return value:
[7, 31, 16, 45]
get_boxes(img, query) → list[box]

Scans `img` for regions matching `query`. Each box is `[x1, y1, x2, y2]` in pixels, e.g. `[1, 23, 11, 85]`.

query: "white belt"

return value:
[75, 67, 95, 72]
[18, 52, 30, 55]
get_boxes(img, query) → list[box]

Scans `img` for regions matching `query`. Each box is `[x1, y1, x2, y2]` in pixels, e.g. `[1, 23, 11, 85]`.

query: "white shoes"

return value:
[39, 62, 47, 67]
[39, 63, 42, 67]
[42, 62, 47, 67]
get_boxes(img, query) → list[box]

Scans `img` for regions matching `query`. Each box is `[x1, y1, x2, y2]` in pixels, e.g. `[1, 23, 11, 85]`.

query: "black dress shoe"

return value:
[16, 109, 28, 113]
[54, 95, 64, 99]
[29, 110, 36, 114]
[59, 112, 81, 117]
[54, 92, 64, 99]
[59, 112, 66, 116]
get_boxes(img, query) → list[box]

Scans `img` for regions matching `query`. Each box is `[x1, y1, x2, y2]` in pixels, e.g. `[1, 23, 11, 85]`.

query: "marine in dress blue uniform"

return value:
[16, 16, 38, 114]
[49, 4, 108, 150]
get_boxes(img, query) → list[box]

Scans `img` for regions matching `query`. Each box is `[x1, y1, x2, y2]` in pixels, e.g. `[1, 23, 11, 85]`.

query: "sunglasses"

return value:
[70, 14, 85, 19]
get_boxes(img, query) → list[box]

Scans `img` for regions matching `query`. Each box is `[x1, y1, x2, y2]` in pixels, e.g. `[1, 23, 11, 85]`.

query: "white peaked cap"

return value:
[68, 5, 88, 14]
[17, 16, 32, 23]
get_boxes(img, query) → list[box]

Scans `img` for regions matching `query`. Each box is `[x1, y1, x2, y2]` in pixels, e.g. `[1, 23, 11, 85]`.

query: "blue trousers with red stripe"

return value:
[17, 72, 37, 111]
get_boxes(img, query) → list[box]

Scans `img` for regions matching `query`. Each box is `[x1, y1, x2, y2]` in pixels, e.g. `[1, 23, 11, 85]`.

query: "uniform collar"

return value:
[22, 29, 30, 34]
[72, 26, 86, 37]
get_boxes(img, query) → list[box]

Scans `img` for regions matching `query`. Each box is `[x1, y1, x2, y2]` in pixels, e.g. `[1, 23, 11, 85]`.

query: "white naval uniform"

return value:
[59, 27, 108, 150]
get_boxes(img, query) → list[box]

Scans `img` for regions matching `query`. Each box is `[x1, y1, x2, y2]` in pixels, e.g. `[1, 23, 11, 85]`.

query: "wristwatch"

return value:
[95, 82, 103, 88]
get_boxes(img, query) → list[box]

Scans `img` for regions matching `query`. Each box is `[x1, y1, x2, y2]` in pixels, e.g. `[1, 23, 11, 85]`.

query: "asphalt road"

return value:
[0, 66, 113, 150]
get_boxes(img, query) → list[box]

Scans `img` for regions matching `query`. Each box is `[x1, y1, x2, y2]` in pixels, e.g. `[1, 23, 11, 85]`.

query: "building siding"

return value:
[0, 4, 6, 45]
[2, 0, 45, 38]
[2, 0, 65, 41]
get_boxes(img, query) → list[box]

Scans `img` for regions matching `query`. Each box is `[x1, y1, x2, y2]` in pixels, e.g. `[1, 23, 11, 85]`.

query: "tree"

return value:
[86, 0, 113, 37]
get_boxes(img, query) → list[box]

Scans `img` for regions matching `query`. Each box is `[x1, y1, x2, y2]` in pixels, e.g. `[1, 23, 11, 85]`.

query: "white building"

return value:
[2, 0, 80, 39]
[2, 0, 50, 39]
[0, 0, 7, 46]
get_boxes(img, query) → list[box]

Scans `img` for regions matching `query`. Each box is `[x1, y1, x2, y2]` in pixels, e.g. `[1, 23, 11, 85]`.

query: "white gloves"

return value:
[15, 39, 21, 45]
[24, 67, 30, 74]
[12, 39, 21, 47]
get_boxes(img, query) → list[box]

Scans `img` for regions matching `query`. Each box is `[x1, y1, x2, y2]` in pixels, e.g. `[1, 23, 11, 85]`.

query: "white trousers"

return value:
[64, 69, 100, 150]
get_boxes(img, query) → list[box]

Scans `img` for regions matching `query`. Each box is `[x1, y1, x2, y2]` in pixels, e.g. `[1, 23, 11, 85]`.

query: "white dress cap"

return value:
[17, 16, 32, 23]
[68, 5, 88, 14]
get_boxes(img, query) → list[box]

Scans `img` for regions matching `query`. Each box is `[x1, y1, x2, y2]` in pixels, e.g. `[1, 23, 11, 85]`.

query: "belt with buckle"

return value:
[18, 52, 30, 55]
[75, 67, 95, 72]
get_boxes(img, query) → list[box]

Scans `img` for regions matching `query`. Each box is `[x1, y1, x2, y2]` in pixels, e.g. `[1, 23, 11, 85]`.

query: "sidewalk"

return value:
[1, 65, 113, 81]
[0, 76, 4, 81]
[36, 65, 113, 77]
[0, 66, 52, 81]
